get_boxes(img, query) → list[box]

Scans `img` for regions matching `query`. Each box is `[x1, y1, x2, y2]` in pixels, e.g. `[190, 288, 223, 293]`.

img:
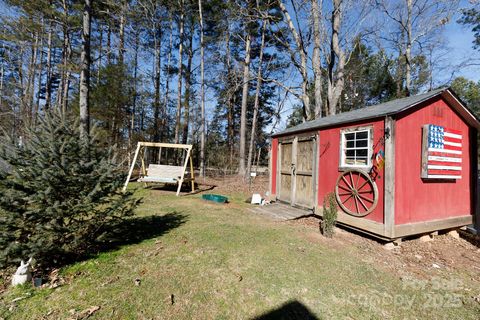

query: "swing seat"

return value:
[123, 142, 195, 196]
[139, 164, 185, 183]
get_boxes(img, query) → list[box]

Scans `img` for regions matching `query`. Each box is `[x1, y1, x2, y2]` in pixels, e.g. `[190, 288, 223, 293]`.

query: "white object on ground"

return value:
[11, 258, 33, 286]
[251, 194, 262, 205]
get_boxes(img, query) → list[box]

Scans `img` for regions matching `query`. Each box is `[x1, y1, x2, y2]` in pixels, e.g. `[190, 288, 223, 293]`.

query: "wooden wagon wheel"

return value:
[335, 169, 378, 217]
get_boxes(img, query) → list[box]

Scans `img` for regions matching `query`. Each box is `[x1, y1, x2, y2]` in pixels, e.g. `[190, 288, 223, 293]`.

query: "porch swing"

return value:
[122, 142, 195, 196]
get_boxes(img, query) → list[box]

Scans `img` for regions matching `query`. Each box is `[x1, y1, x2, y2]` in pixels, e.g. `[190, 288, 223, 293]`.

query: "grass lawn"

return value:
[1, 185, 479, 319]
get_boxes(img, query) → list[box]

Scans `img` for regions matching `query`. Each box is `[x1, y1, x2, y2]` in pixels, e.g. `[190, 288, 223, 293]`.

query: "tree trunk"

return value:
[26, 32, 39, 123]
[79, 0, 92, 140]
[238, 31, 251, 176]
[327, 0, 345, 116]
[0, 55, 3, 110]
[60, 0, 71, 113]
[246, 19, 267, 180]
[35, 30, 44, 122]
[118, 1, 126, 66]
[182, 28, 193, 145]
[199, 0, 206, 177]
[225, 29, 235, 165]
[96, 23, 103, 86]
[152, 2, 162, 142]
[162, 13, 174, 142]
[311, 0, 323, 119]
[405, 0, 412, 96]
[44, 20, 53, 110]
[174, 0, 185, 144]
[278, 0, 310, 120]
[131, 26, 140, 142]
[153, 34, 161, 141]
[106, 8, 112, 65]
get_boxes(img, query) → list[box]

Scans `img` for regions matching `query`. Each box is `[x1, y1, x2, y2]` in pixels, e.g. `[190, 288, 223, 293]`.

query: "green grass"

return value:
[1, 186, 479, 319]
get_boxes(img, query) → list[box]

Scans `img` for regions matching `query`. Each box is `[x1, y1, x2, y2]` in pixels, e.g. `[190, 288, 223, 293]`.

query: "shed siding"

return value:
[317, 119, 385, 223]
[395, 97, 472, 224]
[270, 138, 278, 195]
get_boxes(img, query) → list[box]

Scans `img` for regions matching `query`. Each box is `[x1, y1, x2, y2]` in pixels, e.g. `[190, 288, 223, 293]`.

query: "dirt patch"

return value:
[197, 175, 270, 196]
[145, 175, 270, 198]
[291, 216, 480, 284]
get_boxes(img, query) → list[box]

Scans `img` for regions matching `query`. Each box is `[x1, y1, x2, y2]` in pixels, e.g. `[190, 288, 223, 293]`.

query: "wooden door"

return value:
[278, 141, 293, 203]
[277, 137, 316, 208]
[294, 138, 316, 208]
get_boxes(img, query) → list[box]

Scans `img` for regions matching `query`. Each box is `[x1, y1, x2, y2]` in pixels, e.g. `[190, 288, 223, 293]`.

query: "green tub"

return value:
[202, 194, 228, 203]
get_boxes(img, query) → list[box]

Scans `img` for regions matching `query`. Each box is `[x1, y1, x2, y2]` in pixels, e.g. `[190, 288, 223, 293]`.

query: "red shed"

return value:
[269, 88, 479, 240]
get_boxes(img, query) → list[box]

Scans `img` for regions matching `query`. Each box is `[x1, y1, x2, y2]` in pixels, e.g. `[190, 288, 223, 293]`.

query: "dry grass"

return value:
[1, 183, 479, 319]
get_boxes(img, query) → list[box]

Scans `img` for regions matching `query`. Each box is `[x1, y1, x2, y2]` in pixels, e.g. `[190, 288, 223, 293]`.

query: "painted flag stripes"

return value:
[423, 124, 462, 179]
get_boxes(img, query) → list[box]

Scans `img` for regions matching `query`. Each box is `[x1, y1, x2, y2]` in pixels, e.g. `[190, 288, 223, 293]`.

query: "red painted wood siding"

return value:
[270, 138, 278, 194]
[317, 119, 385, 223]
[395, 97, 472, 224]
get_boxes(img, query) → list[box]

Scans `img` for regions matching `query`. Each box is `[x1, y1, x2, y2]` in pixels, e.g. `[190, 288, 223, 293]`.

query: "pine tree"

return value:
[0, 110, 140, 269]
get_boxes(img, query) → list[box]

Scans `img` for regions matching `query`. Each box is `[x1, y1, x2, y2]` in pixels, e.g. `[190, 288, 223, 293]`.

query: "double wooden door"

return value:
[278, 137, 317, 209]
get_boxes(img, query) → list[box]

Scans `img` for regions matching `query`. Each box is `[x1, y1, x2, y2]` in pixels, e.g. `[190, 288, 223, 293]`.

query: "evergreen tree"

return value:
[0, 110, 140, 269]
[458, 7, 480, 50]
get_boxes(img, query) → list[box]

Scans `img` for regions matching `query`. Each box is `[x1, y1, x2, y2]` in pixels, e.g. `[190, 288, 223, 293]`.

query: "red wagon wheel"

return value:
[335, 169, 378, 217]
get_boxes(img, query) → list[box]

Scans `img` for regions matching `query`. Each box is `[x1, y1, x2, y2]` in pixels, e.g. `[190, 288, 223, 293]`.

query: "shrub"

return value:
[321, 192, 338, 238]
[0, 110, 140, 270]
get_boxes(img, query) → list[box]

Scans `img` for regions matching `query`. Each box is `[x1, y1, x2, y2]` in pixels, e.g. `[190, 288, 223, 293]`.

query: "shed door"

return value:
[277, 137, 316, 209]
[294, 138, 316, 208]
[278, 141, 293, 203]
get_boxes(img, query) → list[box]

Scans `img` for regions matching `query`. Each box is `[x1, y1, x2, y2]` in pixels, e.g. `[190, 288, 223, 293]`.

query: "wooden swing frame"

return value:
[123, 142, 195, 196]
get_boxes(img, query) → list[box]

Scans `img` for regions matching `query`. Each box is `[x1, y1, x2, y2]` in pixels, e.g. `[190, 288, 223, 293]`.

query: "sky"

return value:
[438, 0, 480, 82]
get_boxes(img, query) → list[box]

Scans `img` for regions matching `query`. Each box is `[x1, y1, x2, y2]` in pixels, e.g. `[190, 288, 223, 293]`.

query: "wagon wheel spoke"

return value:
[356, 172, 361, 190]
[342, 194, 353, 204]
[349, 171, 355, 189]
[338, 192, 352, 196]
[356, 180, 369, 191]
[356, 195, 369, 211]
[341, 176, 354, 190]
[358, 189, 373, 194]
[354, 196, 359, 213]
[358, 193, 374, 203]
[338, 184, 351, 192]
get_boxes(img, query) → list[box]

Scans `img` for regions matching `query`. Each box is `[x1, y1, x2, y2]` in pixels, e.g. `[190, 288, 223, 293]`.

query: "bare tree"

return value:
[174, 0, 185, 144]
[277, 0, 311, 120]
[311, 0, 323, 118]
[79, 0, 92, 140]
[375, 0, 458, 96]
[246, 19, 267, 180]
[198, 0, 206, 177]
[326, 0, 345, 115]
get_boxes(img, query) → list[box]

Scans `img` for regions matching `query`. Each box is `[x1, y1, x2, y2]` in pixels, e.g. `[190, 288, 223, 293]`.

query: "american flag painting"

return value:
[421, 124, 463, 179]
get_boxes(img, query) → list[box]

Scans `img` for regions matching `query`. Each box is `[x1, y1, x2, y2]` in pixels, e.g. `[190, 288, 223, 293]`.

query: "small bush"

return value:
[321, 192, 338, 238]
[0, 110, 140, 271]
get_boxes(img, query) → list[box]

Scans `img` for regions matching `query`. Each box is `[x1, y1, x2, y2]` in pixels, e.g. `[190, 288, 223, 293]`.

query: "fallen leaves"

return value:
[68, 306, 100, 320]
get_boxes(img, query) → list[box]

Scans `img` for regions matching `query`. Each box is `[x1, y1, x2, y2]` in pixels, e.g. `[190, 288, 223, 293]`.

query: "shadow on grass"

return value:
[252, 300, 320, 320]
[94, 211, 188, 252]
[148, 182, 216, 196]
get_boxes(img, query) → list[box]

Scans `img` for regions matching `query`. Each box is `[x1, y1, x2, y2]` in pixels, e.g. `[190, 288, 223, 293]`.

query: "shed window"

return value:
[340, 128, 372, 168]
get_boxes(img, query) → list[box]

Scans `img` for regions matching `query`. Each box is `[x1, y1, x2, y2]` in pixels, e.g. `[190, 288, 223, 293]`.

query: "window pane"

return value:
[355, 158, 367, 165]
[346, 140, 355, 148]
[346, 149, 355, 158]
[345, 133, 355, 141]
[356, 139, 368, 148]
[356, 131, 368, 140]
[357, 149, 368, 157]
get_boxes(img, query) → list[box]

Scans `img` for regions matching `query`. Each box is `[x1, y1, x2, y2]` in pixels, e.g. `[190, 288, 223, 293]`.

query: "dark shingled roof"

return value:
[273, 87, 450, 137]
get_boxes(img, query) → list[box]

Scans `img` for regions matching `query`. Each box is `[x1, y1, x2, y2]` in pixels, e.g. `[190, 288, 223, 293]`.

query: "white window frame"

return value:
[339, 126, 373, 170]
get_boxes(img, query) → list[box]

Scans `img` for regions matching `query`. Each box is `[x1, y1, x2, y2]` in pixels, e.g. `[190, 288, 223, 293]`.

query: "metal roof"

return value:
[272, 87, 479, 137]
